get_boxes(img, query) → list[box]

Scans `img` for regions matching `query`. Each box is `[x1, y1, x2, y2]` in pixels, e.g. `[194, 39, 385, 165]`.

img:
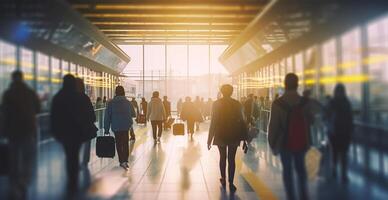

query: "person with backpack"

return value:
[268, 73, 317, 200]
[208, 84, 248, 193]
[327, 84, 353, 183]
[104, 86, 136, 170]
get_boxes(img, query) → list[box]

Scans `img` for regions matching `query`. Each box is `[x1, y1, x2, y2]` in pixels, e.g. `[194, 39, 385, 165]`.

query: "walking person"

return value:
[268, 73, 318, 200]
[194, 96, 202, 131]
[208, 84, 248, 193]
[51, 75, 96, 192]
[129, 97, 139, 141]
[147, 91, 166, 144]
[181, 96, 201, 139]
[243, 94, 260, 127]
[177, 98, 183, 117]
[140, 97, 148, 125]
[75, 78, 97, 168]
[162, 96, 171, 130]
[327, 84, 353, 183]
[2, 71, 40, 199]
[104, 86, 136, 170]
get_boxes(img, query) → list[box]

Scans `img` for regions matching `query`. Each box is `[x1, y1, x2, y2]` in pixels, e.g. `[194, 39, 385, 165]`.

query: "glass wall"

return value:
[320, 39, 337, 98]
[36, 52, 50, 111]
[0, 40, 16, 101]
[20, 47, 34, 88]
[367, 16, 388, 126]
[295, 52, 304, 93]
[341, 28, 362, 119]
[51, 57, 62, 95]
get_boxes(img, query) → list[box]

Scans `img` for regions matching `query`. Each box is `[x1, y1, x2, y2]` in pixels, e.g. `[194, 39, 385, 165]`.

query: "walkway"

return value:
[1, 121, 387, 200]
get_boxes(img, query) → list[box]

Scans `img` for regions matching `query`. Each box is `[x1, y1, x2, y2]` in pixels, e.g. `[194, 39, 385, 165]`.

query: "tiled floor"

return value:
[1, 121, 388, 200]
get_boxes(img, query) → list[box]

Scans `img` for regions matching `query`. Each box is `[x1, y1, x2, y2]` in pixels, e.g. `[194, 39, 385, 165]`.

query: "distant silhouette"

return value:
[208, 84, 248, 193]
[95, 97, 104, 129]
[51, 74, 96, 192]
[204, 98, 213, 120]
[146, 91, 166, 144]
[177, 98, 183, 117]
[162, 96, 171, 130]
[193, 96, 202, 131]
[268, 73, 319, 200]
[131, 97, 139, 116]
[181, 96, 201, 138]
[104, 86, 136, 170]
[140, 97, 148, 125]
[327, 84, 353, 183]
[243, 94, 260, 127]
[102, 96, 107, 105]
[2, 71, 40, 200]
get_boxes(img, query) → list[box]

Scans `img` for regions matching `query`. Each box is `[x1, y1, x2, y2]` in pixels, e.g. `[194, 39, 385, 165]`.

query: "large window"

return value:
[51, 57, 62, 95]
[20, 47, 34, 88]
[0, 40, 16, 100]
[295, 52, 304, 93]
[341, 28, 362, 118]
[321, 39, 337, 98]
[367, 16, 388, 126]
[36, 52, 50, 111]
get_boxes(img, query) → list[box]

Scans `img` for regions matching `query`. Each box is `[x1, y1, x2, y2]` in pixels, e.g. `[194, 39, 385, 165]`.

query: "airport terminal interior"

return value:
[0, 0, 388, 199]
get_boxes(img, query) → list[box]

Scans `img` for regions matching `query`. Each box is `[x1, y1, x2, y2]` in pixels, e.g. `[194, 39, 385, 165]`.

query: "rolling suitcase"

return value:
[173, 120, 185, 136]
[96, 135, 115, 158]
[136, 114, 146, 124]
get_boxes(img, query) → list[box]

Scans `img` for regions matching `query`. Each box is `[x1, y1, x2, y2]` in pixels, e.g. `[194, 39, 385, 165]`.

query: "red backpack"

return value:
[276, 98, 309, 152]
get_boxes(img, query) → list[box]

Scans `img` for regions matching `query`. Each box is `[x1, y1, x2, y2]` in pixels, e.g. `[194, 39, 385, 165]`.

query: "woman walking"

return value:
[208, 84, 248, 193]
[146, 91, 166, 144]
[327, 83, 353, 183]
[180, 96, 202, 138]
[104, 86, 136, 170]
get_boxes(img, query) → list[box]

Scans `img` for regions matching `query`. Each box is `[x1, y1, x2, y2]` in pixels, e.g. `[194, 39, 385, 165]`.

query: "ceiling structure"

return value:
[67, 0, 269, 45]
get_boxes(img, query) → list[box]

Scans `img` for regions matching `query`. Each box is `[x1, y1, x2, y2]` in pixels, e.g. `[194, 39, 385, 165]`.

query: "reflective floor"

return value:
[1, 121, 388, 200]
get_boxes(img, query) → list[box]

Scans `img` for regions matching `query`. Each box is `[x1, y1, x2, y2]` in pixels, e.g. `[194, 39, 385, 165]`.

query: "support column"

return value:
[187, 44, 189, 95]
[142, 44, 145, 97]
[208, 44, 211, 98]
[165, 44, 167, 95]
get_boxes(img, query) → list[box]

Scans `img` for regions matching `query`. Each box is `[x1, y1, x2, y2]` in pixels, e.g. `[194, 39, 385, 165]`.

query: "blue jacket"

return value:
[104, 96, 136, 133]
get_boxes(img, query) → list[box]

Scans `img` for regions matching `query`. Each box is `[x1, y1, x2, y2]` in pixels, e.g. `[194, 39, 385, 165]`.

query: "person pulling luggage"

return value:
[104, 86, 136, 170]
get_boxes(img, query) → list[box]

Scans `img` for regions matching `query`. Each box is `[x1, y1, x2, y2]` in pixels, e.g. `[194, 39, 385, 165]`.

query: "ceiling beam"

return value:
[77, 9, 259, 16]
[87, 17, 252, 24]
[97, 24, 246, 31]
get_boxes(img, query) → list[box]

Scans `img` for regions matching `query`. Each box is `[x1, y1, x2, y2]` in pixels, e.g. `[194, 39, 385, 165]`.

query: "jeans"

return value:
[217, 145, 238, 183]
[151, 120, 163, 139]
[280, 150, 308, 200]
[81, 140, 91, 166]
[114, 131, 129, 163]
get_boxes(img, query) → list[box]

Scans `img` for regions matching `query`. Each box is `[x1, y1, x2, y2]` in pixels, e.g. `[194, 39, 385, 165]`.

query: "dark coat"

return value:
[328, 97, 353, 150]
[50, 88, 95, 144]
[181, 101, 201, 122]
[208, 97, 247, 146]
[2, 82, 40, 141]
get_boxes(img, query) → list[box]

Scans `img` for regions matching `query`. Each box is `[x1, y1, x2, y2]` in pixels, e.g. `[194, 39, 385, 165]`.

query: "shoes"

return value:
[120, 162, 129, 170]
[157, 138, 161, 143]
[229, 183, 237, 193]
[130, 137, 136, 141]
[220, 178, 226, 189]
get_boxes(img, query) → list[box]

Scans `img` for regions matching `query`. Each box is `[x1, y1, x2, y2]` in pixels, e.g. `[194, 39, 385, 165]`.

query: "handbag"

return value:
[80, 123, 98, 142]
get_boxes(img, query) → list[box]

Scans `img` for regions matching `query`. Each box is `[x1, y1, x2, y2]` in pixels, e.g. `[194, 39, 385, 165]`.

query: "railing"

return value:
[36, 107, 106, 146]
